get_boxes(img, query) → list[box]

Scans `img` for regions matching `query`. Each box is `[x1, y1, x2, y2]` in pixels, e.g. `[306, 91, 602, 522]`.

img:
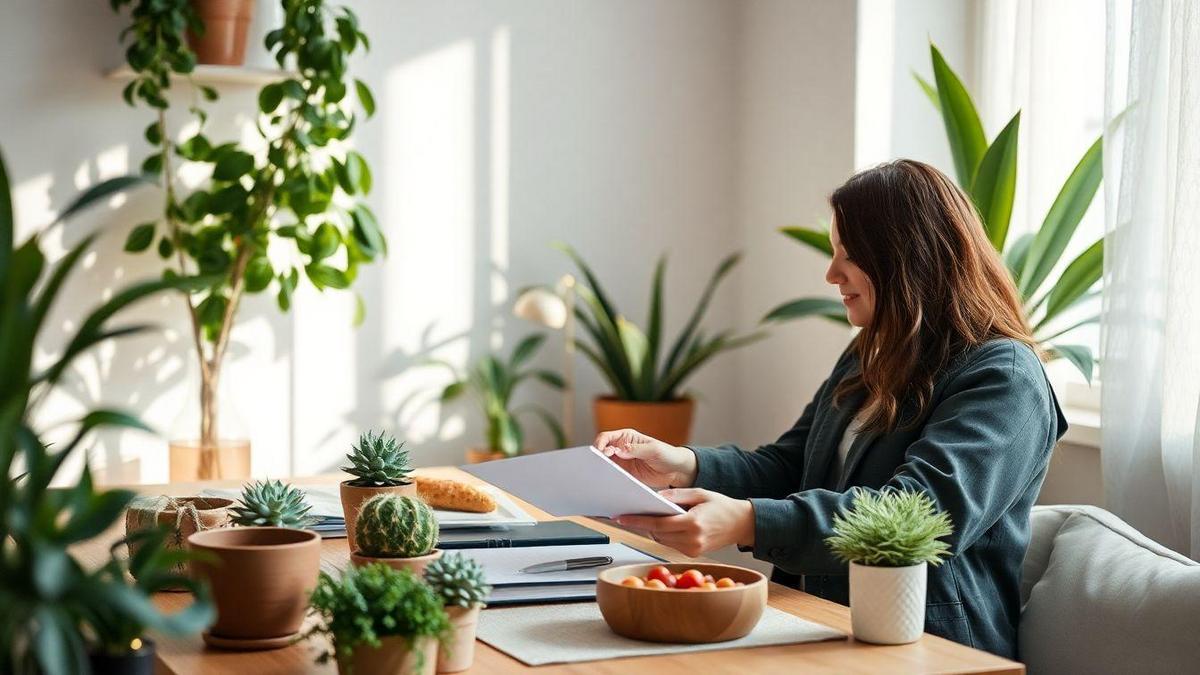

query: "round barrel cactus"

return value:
[355, 493, 438, 557]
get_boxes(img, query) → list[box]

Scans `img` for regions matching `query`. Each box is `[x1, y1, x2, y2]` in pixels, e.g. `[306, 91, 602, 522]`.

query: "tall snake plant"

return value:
[766, 43, 1104, 382]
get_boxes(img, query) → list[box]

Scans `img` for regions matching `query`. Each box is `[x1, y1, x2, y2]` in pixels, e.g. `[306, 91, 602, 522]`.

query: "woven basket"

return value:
[125, 496, 234, 584]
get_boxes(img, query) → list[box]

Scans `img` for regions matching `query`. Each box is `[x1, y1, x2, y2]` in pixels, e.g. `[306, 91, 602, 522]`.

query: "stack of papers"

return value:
[457, 543, 663, 606]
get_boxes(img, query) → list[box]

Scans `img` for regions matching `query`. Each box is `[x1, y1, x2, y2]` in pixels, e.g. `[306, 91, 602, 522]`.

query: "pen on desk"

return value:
[519, 555, 613, 574]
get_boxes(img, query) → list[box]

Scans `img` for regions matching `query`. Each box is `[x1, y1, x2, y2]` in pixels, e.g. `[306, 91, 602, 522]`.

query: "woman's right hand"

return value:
[593, 428, 698, 489]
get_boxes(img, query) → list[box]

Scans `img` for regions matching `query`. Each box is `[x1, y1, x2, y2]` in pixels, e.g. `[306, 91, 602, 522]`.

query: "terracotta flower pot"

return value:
[350, 549, 444, 577]
[437, 605, 481, 673]
[593, 396, 695, 446]
[125, 496, 233, 586]
[339, 481, 417, 552]
[465, 447, 509, 464]
[188, 527, 321, 644]
[188, 0, 255, 66]
[339, 635, 438, 675]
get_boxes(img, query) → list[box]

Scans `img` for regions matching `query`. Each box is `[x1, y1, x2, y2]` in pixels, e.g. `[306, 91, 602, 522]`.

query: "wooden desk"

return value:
[77, 469, 1023, 674]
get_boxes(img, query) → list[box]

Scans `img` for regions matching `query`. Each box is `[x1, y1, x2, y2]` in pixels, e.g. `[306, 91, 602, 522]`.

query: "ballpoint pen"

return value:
[519, 555, 614, 574]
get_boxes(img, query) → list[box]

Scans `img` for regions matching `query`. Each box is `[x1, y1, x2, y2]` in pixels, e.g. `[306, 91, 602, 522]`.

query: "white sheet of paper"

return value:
[461, 446, 686, 518]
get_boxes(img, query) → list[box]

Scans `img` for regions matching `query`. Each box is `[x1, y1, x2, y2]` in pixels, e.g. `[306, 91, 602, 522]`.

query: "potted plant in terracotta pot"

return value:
[188, 479, 321, 649]
[350, 494, 443, 575]
[340, 430, 416, 552]
[826, 489, 954, 645]
[430, 333, 565, 463]
[554, 244, 762, 445]
[424, 553, 490, 673]
[305, 563, 451, 675]
[187, 0, 255, 66]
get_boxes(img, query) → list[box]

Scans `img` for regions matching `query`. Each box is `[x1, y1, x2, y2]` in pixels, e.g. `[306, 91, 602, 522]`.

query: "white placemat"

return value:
[475, 602, 845, 665]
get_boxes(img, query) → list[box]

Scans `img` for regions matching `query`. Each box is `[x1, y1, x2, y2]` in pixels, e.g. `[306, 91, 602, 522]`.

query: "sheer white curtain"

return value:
[1101, 0, 1200, 558]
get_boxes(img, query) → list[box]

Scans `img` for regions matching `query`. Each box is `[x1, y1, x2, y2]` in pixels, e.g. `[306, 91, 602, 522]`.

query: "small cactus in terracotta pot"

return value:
[339, 430, 417, 552]
[350, 494, 442, 575]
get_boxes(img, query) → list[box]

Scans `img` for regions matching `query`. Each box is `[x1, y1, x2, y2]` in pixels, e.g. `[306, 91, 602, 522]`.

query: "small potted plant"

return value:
[826, 489, 954, 645]
[431, 334, 565, 463]
[340, 430, 417, 552]
[305, 563, 451, 675]
[350, 494, 442, 575]
[424, 553, 491, 673]
[188, 479, 322, 648]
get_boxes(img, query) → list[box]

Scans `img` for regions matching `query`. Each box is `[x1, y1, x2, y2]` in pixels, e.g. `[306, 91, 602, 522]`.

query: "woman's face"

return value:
[826, 218, 876, 327]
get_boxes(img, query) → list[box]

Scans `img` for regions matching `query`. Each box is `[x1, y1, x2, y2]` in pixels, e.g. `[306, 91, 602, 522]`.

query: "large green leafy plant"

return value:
[0, 151, 213, 673]
[768, 43, 1103, 381]
[111, 0, 384, 475]
[826, 489, 954, 567]
[432, 334, 566, 457]
[558, 244, 762, 402]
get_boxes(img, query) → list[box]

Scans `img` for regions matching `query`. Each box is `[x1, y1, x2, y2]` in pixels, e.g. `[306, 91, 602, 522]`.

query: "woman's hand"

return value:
[593, 428, 698, 489]
[615, 489, 756, 558]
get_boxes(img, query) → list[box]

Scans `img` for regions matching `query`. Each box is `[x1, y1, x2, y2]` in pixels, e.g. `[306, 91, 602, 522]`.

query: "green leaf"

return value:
[1004, 232, 1034, 279]
[200, 84, 219, 102]
[762, 297, 850, 325]
[306, 263, 350, 289]
[346, 151, 372, 194]
[212, 150, 254, 181]
[144, 121, 163, 145]
[54, 174, 149, 225]
[244, 256, 273, 293]
[355, 79, 375, 117]
[617, 317, 650, 398]
[440, 381, 466, 402]
[282, 79, 306, 100]
[258, 83, 284, 113]
[930, 43, 987, 186]
[141, 154, 162, 175]
[912, 71, 942, 113]
[0, 150, 13, 280]
[510, 333, 545, 368]
[123, 222, 156, 252]
[353, 292, 366, 327]
[1040, 238, 1103, 326]
[970, 112, 1020, 251]
[781, 225, 833, 257]
[58, 487, 137, 543]
[158, 235, 175, 259]
[643, 256, 666, 397]
[660, 252, 742, 384]
[1019, 136, 1103, 299]
[532, 369, 565, 389]
[310, 222, 340, 261]
[352, 204, 386, 258]
[1048, 344, 1094, 384]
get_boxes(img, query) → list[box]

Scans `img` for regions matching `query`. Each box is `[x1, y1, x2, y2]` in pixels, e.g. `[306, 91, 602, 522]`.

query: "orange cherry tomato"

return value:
[675, 569, 705, 590]
[646, 566, 677, 588]
[645, 579, 667, 589]
[620, 576, 645, 588]
[715, 577, 737, 588]
[701, 582, 718, 591]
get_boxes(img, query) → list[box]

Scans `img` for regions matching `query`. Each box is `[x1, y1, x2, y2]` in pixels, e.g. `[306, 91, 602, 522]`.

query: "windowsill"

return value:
[1059, 404, 1100, 449]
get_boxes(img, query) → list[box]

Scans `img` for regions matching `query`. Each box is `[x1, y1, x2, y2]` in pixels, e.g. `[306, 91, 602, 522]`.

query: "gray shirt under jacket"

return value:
[689, 338, 1067, 660]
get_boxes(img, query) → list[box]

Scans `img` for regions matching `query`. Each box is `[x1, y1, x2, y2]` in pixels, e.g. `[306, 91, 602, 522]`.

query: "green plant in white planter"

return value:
[826, 489, 953, 645]
[424, 553, 491, 673]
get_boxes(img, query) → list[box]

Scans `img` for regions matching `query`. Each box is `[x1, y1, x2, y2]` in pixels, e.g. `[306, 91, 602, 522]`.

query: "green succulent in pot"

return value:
[768, 42, 1106, 383]
[231, 479, 317, 528]
[354, 494, 438, 558]
[424, 553, 491, 609]
[431, 333, 566, 458]
[343, 430, 413, 487]
[826, 489, 954, 568]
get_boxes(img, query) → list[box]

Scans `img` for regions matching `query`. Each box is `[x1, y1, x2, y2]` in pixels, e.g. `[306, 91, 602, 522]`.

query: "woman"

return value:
[596, 159, 1067, 660]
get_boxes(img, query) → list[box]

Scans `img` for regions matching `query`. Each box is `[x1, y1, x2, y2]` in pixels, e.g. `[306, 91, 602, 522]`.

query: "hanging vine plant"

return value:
[112, 0, 383, 478]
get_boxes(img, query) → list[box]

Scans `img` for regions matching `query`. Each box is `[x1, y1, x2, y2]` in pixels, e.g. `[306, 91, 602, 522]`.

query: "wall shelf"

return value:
[106, 64, 294, 87]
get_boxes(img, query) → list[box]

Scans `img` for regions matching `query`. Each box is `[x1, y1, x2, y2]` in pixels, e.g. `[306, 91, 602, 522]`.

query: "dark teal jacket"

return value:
[690, 338, 1066, 659]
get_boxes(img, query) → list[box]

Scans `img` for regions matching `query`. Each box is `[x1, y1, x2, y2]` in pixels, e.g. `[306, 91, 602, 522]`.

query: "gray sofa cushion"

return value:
[1019, 505, 1200, 674]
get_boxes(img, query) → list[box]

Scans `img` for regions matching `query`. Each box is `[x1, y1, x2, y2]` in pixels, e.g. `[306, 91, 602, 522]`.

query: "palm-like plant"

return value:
[767, 43, 1103, 382]
[0, 151, 213, 673]
[558, 243, 763, 401]
[433, 334, 566, 457]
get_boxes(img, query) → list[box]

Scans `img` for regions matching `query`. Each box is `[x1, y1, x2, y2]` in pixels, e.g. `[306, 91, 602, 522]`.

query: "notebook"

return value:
[439, 520, 608, 549]
[462, 542, 663, 605]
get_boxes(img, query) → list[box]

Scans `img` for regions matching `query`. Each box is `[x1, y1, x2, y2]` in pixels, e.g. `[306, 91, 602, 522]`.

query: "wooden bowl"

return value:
[596, 563, 768, 643]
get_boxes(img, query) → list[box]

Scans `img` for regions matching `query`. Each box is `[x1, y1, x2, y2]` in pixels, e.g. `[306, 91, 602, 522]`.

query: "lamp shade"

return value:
[513, 288, 568, 329]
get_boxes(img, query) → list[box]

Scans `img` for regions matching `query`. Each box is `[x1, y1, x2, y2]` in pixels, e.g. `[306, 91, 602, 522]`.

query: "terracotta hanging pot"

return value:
[339, 481, 418, 553]
[188, 527, 321, 647]
[437, 605, 482, 673]
[188, 0, 255, 66]
[593, 397, 695, 446]
[125, 496, 233, 587]
[339, 635, 438, 675]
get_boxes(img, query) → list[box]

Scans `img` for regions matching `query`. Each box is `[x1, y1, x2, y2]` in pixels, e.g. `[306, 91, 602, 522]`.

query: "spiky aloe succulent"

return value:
[355, 494, 438, 558]
[424, 553, 490, 608]
[231, 479, 317, 528]
[342, 430, 413, 487]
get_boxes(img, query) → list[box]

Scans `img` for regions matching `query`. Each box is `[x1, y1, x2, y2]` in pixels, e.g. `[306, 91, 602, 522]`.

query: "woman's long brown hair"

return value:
[831, 159, 1037, 433]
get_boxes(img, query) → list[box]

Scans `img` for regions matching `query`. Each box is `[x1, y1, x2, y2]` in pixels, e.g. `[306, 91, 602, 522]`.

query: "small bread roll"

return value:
[415, 476, 497, 513]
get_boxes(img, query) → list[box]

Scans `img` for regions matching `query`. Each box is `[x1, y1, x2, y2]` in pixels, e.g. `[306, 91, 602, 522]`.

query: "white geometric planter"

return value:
[848, 561, 926, 644]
